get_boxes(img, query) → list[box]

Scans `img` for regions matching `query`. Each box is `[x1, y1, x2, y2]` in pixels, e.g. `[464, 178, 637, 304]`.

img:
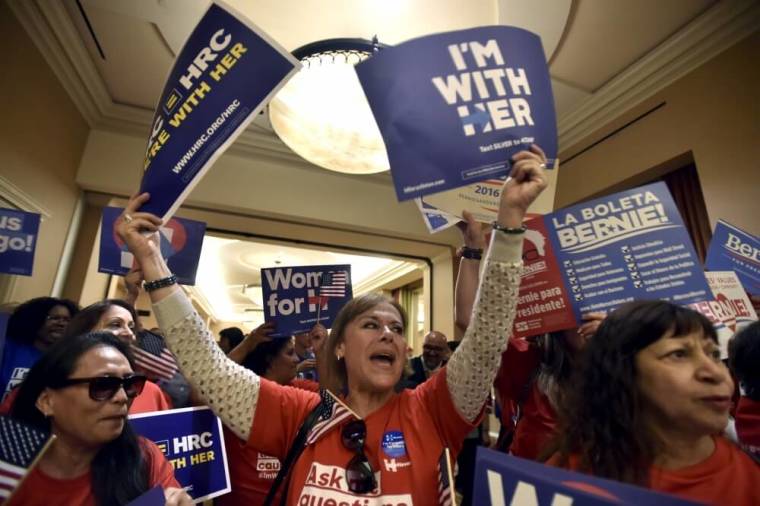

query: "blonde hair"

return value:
[319, 293, 407, 395]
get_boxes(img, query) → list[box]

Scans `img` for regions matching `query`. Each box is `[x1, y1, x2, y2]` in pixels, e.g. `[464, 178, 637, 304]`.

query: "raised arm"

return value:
[447, 145, 548, 421]
[454, 211, 487, 332]
[116, 194, 259, 440]
[228, 322, 275, 364]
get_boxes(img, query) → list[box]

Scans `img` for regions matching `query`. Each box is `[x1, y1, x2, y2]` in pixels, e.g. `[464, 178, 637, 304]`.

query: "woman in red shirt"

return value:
[9, 331, 189, 505]
[65, 299, 172, 413]
[115, 145, 550, 504]
[220, 323, 320, 505]
[550, 300, 760, 505]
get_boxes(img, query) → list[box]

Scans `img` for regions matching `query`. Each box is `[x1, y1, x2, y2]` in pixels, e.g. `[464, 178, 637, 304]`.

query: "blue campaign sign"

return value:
[356, 26, 557, 201]
[126, 486, 165, 506]
[138, 1, 300, 220]
[99, 207, 206, 286]
[129, 407, 230, 502]
[0, 208, 40, 276]
[705, 220, 759, 295]
[545, 182, 712, 322]
[474, 448, 699, 505]
[261, 264, 353, 338]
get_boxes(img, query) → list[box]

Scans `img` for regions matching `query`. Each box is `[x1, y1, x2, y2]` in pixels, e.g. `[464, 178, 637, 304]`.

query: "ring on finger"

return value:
[123, 213, 134, 224]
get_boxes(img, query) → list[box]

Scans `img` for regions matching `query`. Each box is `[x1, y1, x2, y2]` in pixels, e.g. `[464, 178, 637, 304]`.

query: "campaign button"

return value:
[382, 430, 407, 458]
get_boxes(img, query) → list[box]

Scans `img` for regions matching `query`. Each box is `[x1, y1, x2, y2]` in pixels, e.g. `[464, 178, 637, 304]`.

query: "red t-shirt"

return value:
[246, 368, 476, 505]
[9, 437, 179, 506]
[551, 437, 760, 506]
[735, 396, 760, 458]
[494, 337, 557, 459]
[217, 379, 319, 506]
[129, 380, 172, 414]
[219, 429, 283, 506]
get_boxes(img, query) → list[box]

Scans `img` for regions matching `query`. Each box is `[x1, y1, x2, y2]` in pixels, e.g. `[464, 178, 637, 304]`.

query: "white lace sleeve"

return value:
[152, 290, 260, 440]
[446, 232, 523, 421]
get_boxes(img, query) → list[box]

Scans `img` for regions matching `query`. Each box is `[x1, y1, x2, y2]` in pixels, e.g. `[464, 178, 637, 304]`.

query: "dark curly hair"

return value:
[7, 297, 79, 347]
[219, 326, 245, 351]
[729, 321, 760, 401]
[11, 331, 150, 505]
[549, 300, 717, 485]
[242, 338, 292, 377]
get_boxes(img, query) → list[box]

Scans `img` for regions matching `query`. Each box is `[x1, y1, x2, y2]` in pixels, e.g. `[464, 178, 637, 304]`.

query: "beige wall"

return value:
[556, 31, 760, 236]
[0, 3, 88, 303]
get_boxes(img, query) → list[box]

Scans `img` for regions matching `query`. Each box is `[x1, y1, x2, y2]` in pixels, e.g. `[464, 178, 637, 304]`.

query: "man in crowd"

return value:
[404, 330, 449, 389]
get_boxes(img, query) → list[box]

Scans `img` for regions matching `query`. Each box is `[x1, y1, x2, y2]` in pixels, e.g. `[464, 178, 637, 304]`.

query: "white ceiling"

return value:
[10, 0, 753, 158]
[26, 0, 732, 148]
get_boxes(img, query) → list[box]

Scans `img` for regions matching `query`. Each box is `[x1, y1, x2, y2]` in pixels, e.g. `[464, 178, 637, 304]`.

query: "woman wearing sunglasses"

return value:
[117, 146, 548, 503]
[549, 301, 760, 505]
[9, 331, 191, 505]
[65, 299, 172, 414]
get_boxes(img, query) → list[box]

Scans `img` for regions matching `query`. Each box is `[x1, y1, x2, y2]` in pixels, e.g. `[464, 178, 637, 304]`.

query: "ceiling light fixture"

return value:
[269, 38, 390, 175]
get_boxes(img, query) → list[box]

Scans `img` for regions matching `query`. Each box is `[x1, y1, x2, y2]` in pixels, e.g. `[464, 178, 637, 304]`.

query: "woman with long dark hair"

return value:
[549, 300, 759, 505]
[8, 331, 189, 505]
[1, 297, 79, 399]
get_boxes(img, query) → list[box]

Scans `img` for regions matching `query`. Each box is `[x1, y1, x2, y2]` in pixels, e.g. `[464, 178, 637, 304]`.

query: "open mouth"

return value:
[369, 351, 396, 367]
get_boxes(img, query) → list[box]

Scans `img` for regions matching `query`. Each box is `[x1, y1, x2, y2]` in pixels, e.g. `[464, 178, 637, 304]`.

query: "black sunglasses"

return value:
[341, 420, 376, 494]
[57, 375, 147, 401]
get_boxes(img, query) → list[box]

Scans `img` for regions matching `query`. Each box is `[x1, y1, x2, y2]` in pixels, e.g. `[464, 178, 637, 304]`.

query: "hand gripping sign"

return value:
[99, 207, 206, 285]
[138, 1, 300, 221]
[357, 26, 557, 201]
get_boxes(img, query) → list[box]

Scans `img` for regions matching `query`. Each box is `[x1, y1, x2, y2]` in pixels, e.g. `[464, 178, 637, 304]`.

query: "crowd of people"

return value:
[0, 145, 758, 505]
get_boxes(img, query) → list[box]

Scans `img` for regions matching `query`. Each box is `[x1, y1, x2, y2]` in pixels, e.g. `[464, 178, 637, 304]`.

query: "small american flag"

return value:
[131, 331, 178, 382]
[438, 448, 456, 506]
[306, 390, 354, 445]
[0, 416, 52, 503]
[319, 271, 348, 298]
